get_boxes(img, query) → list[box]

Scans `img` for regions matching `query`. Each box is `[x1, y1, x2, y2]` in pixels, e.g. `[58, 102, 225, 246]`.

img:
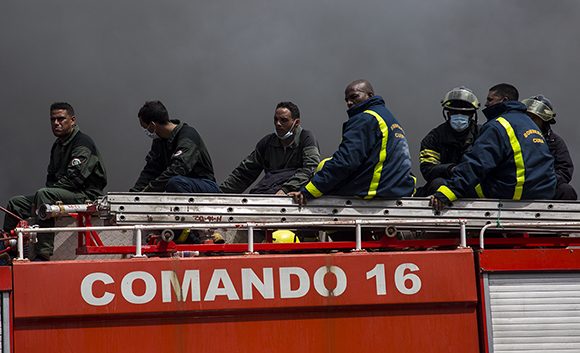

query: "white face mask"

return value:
[143, 123, 158, 139]
[276, 120, 296, 140]
[144, 128, 156, 139]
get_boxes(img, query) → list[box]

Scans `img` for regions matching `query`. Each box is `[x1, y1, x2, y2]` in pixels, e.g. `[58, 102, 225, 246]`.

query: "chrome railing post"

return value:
[17, 231, 24, 260]
[355, 220, 362, 251]
[134, 226, 145, 257]
[247, 223, 255, 253]
[459, 220, 467, 248]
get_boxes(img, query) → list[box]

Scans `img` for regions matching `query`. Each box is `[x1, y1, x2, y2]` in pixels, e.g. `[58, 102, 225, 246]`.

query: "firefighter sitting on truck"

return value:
[289, 79, 415, 205]
[2, 102, 107, 261]
[130, 100, 221, 244]
[522, 95, 577, 200]
[130, 100, 219, 194]
[220, 101, 320, 195]
[431, 83, 557, 211]
[415, 87, 481, 197]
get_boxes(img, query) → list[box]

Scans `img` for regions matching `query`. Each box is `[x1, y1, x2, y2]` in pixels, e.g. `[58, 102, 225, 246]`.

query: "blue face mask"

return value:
[449, 114, 470, 132]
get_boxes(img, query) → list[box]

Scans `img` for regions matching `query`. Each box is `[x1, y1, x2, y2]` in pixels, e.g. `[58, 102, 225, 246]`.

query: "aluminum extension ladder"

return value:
[92, 192, 580, 232]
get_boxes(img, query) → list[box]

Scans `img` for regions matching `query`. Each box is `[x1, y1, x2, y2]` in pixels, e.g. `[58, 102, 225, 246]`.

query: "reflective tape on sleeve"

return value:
[363, 110, 389, 200]
[496, 117, 526, 200]
[305, 181, 323, 198]
[437, 185, 457, 202]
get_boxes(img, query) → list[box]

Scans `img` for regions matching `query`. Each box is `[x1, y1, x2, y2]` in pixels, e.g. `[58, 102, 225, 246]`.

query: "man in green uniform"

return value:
[2, 102, 107, 261]
[220, 101, 320, 195]
[130, 100, 218, 193]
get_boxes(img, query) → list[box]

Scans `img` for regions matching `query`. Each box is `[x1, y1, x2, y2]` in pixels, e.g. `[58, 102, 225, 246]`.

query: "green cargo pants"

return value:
[3, 187, 88, 260]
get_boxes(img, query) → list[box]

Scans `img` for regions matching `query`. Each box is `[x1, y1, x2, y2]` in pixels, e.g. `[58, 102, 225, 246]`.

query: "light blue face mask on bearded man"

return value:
[449, 114, 470, 132]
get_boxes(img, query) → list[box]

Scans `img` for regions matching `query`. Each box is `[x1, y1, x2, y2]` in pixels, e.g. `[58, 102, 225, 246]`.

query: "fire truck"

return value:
[1, 192, 580, 353]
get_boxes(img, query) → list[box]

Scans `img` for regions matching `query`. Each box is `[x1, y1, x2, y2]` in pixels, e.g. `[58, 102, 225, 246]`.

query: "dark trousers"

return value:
[164, 176, 220, 243]
[3, 188, 88, 260]
[555, 183, 578, 200]
[165, 176, 220, 193]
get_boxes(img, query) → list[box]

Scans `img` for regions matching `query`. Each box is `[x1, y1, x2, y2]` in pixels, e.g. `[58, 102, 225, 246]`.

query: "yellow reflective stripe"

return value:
[316, 157, 332, 173]
[420, 149, 441, 159]
[420, 157, 440, 164]
[305, 181, 323, 198]
[496, 117, 526, 200]
[475, 183, 485, 198]
[363, 110, 389, 200]
[411, 175, 417, 196]
[437, 185, 457, 202]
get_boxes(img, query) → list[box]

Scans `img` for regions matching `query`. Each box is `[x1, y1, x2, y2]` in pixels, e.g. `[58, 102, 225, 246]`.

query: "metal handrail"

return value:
[15, 218, 470, 260]
[478, 221, 580, 249]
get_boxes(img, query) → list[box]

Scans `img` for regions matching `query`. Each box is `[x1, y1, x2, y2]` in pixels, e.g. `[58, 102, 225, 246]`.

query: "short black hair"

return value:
[489, 83, 519, 101]
[50, 102, 75, 116]
[138, 100, 170, 125]
[276, 101, 300, 120]
[347, 79, 375, 96]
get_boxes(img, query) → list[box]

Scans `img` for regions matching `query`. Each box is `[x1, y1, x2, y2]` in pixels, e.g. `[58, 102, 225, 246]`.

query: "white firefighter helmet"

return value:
[521, 95, 556, 124]
[441, 86, 480, 111]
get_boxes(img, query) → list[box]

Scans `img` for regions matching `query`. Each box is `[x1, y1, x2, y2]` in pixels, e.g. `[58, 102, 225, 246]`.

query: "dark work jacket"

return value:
[301, 96, 415, 199]
[47, 125, 107, 200]
[419, 122, 479, 182]
[220, 127, 320, 194]
[131, 120, 216, 192]
[544, 129, 574, 186]
[435, 101, 556, 202]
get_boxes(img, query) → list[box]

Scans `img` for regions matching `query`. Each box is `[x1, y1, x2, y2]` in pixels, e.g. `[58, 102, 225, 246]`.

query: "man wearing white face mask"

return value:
[220, 101, 320, 195]
[415, 87, 480, 196]
[431, 83, 557, 211]
[130, 100, 219, 193]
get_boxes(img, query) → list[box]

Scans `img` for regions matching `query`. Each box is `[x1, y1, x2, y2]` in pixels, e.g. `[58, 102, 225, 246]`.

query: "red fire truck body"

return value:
[1, 194, 579, 353]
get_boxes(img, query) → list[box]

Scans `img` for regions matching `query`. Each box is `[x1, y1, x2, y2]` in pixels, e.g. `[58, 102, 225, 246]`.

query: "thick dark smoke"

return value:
[1, 0, 579, 207]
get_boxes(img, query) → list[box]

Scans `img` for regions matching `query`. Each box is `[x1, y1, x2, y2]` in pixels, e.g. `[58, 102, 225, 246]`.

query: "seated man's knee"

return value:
[7, 195, 27, 210]
[34, 188, 58, 204]
[556, 183, 578, 200]
[166, 176, 190, 192]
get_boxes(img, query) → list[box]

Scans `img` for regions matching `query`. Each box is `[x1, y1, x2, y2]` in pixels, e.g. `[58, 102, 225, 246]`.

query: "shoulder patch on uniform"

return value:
[172, 150, 183, 157]
[71, 158, 82, 166]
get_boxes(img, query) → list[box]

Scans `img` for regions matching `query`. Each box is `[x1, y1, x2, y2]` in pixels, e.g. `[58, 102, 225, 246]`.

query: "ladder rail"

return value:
[99, 193, 580, 230]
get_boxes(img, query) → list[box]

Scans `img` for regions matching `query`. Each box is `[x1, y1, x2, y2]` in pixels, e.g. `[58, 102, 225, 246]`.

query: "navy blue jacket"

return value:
[435, 101, 556, 202]
[301, 96, 415, 199]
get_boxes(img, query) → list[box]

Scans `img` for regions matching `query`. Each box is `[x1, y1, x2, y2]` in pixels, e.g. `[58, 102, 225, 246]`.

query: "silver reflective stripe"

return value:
[486, 272, 580, 353]
[1, 292, 9, 353]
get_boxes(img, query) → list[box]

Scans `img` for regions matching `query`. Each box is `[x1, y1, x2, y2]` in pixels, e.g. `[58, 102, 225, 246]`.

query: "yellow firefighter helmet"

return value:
[272, 230, 300, 243]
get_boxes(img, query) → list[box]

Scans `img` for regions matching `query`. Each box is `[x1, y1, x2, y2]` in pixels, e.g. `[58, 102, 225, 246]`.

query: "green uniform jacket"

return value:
[131, 120, 216, 192]
[46, 125, 107, 200]
[220, 126, 320, 194]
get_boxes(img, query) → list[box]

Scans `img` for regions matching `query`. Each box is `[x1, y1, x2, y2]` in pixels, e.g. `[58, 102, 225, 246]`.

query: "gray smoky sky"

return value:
[1, 0, 580, 208]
